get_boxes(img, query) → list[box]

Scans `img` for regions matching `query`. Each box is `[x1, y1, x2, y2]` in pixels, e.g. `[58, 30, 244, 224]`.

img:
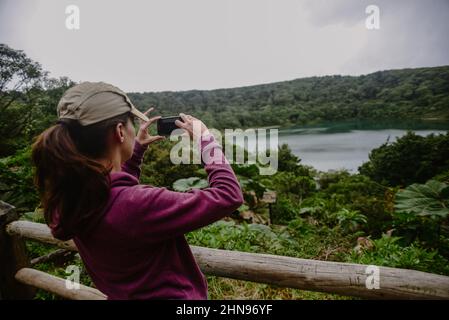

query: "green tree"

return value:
[359, 131, 449, 187]
[0, 44, 47, 155]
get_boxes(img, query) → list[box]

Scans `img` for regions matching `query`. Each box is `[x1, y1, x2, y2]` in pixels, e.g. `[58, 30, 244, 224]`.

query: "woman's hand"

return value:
[135, 107, 165, 147]
[175, 113, 210, 140]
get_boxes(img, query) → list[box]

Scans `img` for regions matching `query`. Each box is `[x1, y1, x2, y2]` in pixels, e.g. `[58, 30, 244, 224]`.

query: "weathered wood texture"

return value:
[0, 201, 36, 299]
[15, 268, 106, 300]
[6, 220, 77, 250]
[6, 220, 449, 299]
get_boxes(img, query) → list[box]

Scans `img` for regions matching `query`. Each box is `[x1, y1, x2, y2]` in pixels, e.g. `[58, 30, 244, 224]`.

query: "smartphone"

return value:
[157, 116, 182, 136]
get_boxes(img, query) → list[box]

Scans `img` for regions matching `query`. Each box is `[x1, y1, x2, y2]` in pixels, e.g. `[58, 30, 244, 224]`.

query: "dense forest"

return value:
[128, 66, 449, 129]
[1, 43, 449, 299]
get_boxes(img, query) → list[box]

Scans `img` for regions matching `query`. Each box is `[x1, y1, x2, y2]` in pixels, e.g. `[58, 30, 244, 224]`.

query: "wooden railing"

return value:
[1, 200, 449, 300]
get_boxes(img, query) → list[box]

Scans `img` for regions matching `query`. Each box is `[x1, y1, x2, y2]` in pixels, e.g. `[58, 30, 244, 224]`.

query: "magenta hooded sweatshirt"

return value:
[50, 134, 243, 299]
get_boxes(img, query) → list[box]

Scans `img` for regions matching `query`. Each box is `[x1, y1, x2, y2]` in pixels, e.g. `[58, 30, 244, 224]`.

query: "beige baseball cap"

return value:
[57, 81, 150, 126]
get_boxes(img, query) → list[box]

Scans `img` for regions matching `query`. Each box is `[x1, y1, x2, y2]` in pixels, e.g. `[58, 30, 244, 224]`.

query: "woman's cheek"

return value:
[128, 140, 134, 159]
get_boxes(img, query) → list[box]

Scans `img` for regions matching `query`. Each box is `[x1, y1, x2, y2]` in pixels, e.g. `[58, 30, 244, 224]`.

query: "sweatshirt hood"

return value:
[50, 171, 139, 240]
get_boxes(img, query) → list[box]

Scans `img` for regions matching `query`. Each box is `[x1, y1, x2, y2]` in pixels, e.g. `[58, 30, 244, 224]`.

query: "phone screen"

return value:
[157, 116, 182, 136]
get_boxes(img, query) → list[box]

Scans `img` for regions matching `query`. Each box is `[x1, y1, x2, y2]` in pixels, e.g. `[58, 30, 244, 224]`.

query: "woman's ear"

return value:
[114, 122, 125, 143]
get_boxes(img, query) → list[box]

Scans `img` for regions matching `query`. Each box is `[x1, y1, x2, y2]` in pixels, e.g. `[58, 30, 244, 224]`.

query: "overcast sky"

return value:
[1, 0, 448, 92]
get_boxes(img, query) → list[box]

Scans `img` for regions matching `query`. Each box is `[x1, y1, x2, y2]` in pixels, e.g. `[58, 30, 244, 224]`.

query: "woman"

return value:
[31, 82, 243, 299]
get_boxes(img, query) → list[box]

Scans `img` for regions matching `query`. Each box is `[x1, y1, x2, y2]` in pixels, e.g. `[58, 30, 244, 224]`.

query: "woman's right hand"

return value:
[175, 113, 210, 140]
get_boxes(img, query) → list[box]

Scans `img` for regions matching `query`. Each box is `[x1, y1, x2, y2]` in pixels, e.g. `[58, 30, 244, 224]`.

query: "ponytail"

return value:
[31, 112, 132, 240]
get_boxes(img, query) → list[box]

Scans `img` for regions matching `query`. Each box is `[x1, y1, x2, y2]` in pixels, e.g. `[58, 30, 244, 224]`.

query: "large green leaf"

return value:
[232, 164, 260, 177]
[172, 177, 208, 192]
[394, 180, 449, 218]
[238, 177, 267, 199]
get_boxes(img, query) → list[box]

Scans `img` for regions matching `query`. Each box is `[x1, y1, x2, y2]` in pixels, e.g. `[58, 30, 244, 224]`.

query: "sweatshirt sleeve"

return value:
[120, 134, 244, 244]
[121, 141, 148, 180]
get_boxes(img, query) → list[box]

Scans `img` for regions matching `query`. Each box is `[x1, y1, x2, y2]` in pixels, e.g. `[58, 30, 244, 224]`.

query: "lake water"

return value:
[229, 120, 449, 173]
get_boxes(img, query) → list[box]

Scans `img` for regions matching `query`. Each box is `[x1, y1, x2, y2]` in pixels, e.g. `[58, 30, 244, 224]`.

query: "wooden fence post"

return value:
[0, 201, 36, 299]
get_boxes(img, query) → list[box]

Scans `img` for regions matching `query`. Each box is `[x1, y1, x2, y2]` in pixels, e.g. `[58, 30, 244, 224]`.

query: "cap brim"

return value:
[130, 106, 150, 122]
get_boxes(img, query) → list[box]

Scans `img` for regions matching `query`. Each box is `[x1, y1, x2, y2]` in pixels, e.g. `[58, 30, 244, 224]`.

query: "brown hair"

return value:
[31, 112, 134, 240]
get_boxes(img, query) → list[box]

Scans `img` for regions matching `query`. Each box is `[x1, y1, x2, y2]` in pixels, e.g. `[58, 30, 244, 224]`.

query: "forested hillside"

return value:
[129, 66, 449, 129]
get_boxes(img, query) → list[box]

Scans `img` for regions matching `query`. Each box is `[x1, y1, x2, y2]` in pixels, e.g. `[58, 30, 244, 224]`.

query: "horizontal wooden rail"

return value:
[7, 220, 449, 299]
[7, 221, 77, 250]
[15, 268, 106, 300]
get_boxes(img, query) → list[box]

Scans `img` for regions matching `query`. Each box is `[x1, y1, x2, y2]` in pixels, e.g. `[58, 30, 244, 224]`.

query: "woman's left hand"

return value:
[135, 107, 165, 147]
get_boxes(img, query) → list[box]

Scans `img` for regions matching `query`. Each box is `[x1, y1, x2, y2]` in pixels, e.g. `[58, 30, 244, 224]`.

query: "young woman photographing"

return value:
[31, 82, 244, 299]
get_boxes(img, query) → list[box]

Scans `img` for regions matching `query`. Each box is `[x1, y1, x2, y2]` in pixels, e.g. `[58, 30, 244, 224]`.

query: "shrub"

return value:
[359, 131, 449, 187]
[270, 194, 300, 224]
[347, 234, 449, 275]
[393, 180, 449, 254]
